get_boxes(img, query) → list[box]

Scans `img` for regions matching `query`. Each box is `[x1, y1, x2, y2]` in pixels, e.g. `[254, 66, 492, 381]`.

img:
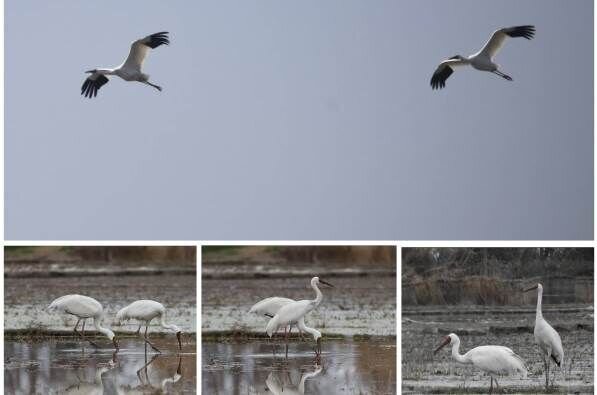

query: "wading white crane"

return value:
[116, 299, 182, 352]
[81, 32, 169, 98]
[524, 283, 564, 389]
[430, 25, 535, 89]
[48, 294, 119, 350]
[434, 333, 527, 393]
[266, 277, 333, 356]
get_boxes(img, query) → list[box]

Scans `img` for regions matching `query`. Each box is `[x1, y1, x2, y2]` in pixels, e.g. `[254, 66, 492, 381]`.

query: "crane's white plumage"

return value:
[250, 297, 296, 317]
[435, 333, 527, 392]
[81, 32, 169, 98]
[431, 25, 535, 89]
[116, 299, 182, 350]
[48, 294, 118, 350]
[524, 283, 564, 389]
[265, 277, 333, 355]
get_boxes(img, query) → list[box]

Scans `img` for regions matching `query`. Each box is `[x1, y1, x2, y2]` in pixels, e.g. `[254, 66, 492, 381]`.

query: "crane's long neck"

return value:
[311, 282, 323, 307]
[536, 287, 543, 320]
[298, 318, 321, 340]
[450, 338, 469, 364]
[94, 316, 115, 340]
[160, 313, 181, 333]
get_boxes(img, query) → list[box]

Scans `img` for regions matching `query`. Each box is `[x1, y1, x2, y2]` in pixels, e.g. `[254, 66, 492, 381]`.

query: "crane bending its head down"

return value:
[48, 294, 119, 350]
[116, 299, 182, 350]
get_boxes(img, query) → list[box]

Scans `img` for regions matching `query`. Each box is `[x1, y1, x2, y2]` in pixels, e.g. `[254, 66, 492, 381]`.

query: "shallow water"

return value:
[5, 274, 196, 333]
[5, 338, 196, 394]
[202, 339, 396, 394]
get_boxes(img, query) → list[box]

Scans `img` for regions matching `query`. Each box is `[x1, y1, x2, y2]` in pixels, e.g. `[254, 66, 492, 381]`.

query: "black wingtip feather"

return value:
[506, 25, 535, 40]
[147, 32, 170, 49]
[80, 74, 109, 99]
[430, 65, 453, 90]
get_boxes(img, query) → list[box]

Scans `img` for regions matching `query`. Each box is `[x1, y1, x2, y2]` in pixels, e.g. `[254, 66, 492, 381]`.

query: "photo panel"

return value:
[201, 245, 397, 393]
[4, 246, 197, 393]
[401, 247, 594, 394]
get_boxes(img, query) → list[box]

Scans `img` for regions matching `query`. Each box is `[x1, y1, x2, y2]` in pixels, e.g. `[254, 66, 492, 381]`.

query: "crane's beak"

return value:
[319, 279, 334, 288]
[85, 69, 96, 74]
[176, 331, 182, 350]
[523, 284, 538, 292]
[434, 336, 450, 354]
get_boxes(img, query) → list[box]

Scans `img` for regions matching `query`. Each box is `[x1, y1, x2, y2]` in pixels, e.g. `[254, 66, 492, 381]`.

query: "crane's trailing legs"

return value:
[492, 70, 512, 81]
[143, 81, 162, 91]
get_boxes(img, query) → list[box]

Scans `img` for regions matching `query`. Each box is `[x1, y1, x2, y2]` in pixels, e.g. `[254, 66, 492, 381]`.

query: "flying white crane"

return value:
[524, 283, 564, 389]
[434, 333, 527, 393]
[430, 25, 535, 89]
[81, 31, 169, 98]
[266, 277, 333, 356]
[116, 299, 182, 352]
[48, 294, 119, 350]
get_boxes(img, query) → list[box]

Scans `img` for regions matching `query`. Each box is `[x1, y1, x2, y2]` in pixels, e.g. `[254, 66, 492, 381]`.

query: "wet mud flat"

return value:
[202, 275, 396, 336]
[402, 306, 594, 394]
[5, 274, 196, 333]
[202, 339, 396, 394]
[4, 337, 197, 394]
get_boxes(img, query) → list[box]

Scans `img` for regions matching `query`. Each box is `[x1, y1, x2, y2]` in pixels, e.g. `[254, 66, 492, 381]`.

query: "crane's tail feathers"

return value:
[264, 313, 274, 318]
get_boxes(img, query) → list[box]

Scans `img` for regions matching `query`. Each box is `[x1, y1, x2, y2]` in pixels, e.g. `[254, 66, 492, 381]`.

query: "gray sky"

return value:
[5, 0, 593, 240]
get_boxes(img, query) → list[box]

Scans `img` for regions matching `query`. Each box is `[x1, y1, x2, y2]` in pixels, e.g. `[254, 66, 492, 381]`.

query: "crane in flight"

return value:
[47, 294, 119, 350]
[431, 25, 535, 90]
[524, 283, 564, 389]
[81, 32, 169, 98]
[434, 333, 527, 393]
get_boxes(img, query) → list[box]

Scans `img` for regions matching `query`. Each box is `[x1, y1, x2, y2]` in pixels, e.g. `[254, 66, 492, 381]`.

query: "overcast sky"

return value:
[5, 0, 593, 240]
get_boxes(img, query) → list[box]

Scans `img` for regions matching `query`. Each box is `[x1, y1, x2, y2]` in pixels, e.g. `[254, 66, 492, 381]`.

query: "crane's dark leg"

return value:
[143, 81, 162, 91]
[489, 376, 493, 394]
[492, 70, 512, 81]
[73, 318, 81, 341]
[143, 322, 161, 353]
[80, 319, 99, 348]
[136, 324, 142, 335]
[73, 318, 99, 348]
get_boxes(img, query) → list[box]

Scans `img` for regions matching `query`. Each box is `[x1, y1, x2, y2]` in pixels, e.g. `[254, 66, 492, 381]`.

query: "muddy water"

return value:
[202, 276, 396, 336]
[203, 339, 396, 394]
[402, 306, 594, 394]
[4, 274, 196, 333]
[5, 338, 196, 394]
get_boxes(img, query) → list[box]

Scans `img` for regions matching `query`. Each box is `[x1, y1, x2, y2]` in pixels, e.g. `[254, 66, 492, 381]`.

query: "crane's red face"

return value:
[434, 335, 451, 354]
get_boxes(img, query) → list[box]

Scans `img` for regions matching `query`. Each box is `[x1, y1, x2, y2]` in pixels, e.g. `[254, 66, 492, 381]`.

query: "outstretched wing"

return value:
[430, 57, 466, 90]
[81, 73, 109, 98]
[478, 25, 535, 58]
[122, 31, 169, 71]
